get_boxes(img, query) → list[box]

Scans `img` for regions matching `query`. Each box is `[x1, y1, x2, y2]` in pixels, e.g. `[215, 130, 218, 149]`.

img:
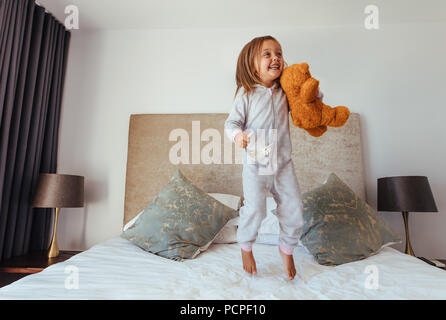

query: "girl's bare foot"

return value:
[278, 247, 296, 280]
[241, 249, 257, 275]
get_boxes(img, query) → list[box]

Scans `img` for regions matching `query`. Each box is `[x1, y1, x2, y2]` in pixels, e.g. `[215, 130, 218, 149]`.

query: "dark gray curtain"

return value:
[0, 0, 71, 261]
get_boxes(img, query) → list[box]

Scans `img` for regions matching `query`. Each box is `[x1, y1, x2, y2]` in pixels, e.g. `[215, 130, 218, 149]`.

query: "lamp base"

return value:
[402, 211, 415, 256]
[48, 208, 60, 258]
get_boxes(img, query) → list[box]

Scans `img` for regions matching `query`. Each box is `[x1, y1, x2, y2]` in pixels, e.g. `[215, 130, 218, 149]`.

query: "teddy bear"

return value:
[280, 62, 350, 137]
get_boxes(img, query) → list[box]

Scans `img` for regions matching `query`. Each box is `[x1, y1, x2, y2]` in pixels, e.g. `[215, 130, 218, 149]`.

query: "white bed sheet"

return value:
[1, 236, 445, 300]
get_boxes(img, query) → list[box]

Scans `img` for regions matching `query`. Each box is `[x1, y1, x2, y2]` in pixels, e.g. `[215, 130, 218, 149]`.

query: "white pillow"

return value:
[123, 193, 241, 237]
[123, 209, 144, 232]
[257, 197, 279, 235]
[207, 193, 241, 244]
[123, 195, 305, 246]
[213, 216, 239, 244]
[213, 196, 283, 244]
[255, 197, 303, 247]
[215, 197, 278, 245]
[207, 193, 241, 212]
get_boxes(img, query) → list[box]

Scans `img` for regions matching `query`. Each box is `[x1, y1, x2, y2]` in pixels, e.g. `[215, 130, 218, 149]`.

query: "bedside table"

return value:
[0, 250, 81, 288]
[417, 257, 446, 270]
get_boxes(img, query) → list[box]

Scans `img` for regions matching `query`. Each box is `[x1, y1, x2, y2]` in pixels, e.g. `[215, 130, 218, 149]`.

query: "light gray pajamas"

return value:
[224, 82, 304, 250]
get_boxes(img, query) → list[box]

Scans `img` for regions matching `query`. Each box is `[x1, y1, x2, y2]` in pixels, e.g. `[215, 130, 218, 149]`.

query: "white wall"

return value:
[56, 19, 446, 258]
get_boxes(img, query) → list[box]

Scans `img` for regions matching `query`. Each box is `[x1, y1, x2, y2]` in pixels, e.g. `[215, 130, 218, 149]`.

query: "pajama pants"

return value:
[237, 158, 304, 251]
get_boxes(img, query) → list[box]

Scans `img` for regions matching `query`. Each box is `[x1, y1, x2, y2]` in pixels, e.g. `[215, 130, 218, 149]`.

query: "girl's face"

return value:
[255, 39, 284, 87]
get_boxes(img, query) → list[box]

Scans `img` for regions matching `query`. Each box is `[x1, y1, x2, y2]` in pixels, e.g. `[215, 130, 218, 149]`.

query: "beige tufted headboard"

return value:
[123, 113, 366, 226]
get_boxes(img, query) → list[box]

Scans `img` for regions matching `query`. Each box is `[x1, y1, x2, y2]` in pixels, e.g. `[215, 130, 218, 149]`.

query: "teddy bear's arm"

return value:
[300, 78, 320, 103]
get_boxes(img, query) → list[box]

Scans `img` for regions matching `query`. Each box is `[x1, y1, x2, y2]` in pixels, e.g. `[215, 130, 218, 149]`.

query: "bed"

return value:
[1, 112, 445, 300]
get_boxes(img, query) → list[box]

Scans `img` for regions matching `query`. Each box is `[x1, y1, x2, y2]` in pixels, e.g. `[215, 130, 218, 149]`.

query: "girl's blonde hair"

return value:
[234, 35, 287, 99]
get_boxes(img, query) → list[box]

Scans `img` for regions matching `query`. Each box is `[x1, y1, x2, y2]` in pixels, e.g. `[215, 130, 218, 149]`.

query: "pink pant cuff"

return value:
[279, 245, 293, 255]
[239, 243, 252, 252]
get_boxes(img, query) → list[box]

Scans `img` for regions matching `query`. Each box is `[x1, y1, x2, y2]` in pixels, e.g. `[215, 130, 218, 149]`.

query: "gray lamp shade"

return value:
[377, 176, 438, 212]
[32, 173, 84, 208]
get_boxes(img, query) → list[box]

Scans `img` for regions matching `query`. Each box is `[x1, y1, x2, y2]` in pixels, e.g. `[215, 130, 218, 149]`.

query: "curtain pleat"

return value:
[0, 0, 71, 261]
[0, 0, 36, 259]
[24, 16, 57, 253]
[0, 0, 17, 110]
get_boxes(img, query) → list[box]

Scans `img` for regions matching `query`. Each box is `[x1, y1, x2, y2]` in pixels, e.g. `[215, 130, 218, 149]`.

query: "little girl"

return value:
[225, 36, 307, 280]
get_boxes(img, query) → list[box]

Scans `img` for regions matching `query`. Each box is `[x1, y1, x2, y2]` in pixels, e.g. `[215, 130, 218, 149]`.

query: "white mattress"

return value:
[1, 236, 446, 299]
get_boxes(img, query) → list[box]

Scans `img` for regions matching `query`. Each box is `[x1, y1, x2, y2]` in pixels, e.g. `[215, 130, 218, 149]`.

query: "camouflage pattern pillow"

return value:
[121, 169, 239, 261]
[299, 173, 402, 266]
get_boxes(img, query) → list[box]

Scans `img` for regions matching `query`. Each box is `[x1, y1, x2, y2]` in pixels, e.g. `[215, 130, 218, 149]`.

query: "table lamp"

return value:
[377, 176, 438, 256]
[32, 173, 84, 258]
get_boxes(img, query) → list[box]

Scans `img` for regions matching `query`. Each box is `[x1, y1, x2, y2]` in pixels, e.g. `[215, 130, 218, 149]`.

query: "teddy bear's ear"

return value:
[298, 62, 309, 72]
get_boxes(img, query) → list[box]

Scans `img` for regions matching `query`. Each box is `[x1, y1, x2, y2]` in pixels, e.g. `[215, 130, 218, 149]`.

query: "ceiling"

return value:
[37, 0, 446, 30]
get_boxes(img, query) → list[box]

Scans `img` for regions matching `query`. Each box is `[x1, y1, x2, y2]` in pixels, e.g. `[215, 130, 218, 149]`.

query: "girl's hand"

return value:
[235, 132, 250, 149]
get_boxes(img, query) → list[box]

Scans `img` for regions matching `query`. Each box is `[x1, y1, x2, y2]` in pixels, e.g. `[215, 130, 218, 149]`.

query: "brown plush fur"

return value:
[280, 63, 350, 137]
